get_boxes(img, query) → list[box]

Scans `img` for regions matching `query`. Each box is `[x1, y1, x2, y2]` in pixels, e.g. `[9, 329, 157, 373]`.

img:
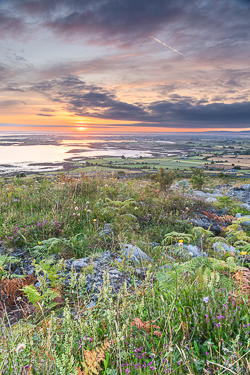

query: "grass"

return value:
[1, 174, 250, 374]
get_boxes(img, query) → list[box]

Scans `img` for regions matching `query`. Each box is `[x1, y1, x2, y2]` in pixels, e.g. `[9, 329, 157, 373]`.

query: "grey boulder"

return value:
[71, 257, 89, 271]
[99, 223, 114, 237]
[120, 243, 152, 265]
[212, 242, 237, 253]
[171, 180, 189, 190]
[240, 203, 250, 210]
[182, 244, 207, 258]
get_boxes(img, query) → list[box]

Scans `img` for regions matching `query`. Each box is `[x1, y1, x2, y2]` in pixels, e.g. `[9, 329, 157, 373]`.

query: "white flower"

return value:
[134, 207, 138, 210]
[77, 213, 80, 216]
[73, 213, 76, 216]
[87, 209, 91, 213]
[86, 201, 89, 205]
[189, 252, 193, 256]
[105, 184, 108, 187]
[75, 207, 79, 210]
[73, 201, 76, 204]
[16, 343, 26, 354]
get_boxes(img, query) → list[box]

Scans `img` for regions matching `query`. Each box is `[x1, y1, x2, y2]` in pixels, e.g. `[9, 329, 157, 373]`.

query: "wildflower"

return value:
[16, 343, 26, 354]
[86, 201, 89, 204]
[241, 251, 247, 255]
[75, 207, 79, 210]
[38, 241, 41, 244]
[87, 209, 91, 213]
[77, 213, 80, 216]
[206, 351, 209, 355]
[189, 252, 193, 256]
[179, 239, 183, 243]
[93, 219, 97, 222]
[203, 297, 209, 303]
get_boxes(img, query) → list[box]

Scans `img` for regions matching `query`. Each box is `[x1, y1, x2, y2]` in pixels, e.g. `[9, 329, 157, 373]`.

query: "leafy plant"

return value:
[150, 168, 176, 191]
[33, 257, 65, 288]
[162, 231, 193, 245]
[190, 168, 205, 189]
[31, 237, 71, 258]
[0, 254, 20, 279]
[22, 284, 60, 310]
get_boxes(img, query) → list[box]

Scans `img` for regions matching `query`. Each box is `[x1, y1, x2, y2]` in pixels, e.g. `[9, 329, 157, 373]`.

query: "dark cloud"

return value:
[26, 75, 250, 128]
[16, 0, 186, 45]
[0, 99, 26, 107]
[40, 107, 55, 112]
[36, 113, 54, 116]
[0, 11, 25, 37]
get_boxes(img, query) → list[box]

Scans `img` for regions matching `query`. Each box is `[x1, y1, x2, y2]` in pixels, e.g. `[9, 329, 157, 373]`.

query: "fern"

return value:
[31, 237, 71, 257]
[22, 284, 60, 310]
[162, 231, 193, 245]
[157, 255, 241, 291]
[234, 241, 250, 253]
[34, 257, 65, 287]
[192, 227, 214, 239]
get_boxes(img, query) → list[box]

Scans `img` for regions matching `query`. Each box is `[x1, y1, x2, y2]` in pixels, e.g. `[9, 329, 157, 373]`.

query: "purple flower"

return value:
[206, 351, 209, 355]
[203, 297, 209, 303]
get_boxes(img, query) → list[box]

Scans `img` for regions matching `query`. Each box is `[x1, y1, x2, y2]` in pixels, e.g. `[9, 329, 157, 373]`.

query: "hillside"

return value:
[0, 172, 250, 374]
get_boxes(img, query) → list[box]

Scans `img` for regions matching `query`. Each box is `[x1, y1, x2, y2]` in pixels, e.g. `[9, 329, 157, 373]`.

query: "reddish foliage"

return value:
[131, 317, 162, 337]
[0, 274, 37, 309]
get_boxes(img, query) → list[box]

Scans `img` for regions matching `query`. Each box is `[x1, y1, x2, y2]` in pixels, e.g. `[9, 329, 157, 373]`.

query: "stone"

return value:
[120, 243, 152, 265]
[171, 180, 189, 190]
[205, 197, 217, 203]
[237, 216, 250, 227]
[193, 190, 206, 197]
[71, 258, 89, 271]
[240, 184, 250, 191]
[86, 301, 97, 309]
[235, 213, 243, 218]
[240, 203, 250, 210]
[182, 244, 207, 258]
[213, 242, 237, 253]
[99, 224, 114, 237]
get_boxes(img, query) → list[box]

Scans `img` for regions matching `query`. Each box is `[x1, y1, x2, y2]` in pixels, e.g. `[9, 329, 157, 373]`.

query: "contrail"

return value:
[152, 37, 187, 58]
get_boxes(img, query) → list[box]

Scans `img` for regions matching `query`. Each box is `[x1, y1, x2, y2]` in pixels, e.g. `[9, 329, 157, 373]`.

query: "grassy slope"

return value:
[0, 175, 250, 374]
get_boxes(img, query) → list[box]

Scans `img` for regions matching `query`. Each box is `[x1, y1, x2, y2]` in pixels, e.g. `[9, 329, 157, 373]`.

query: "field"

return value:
[1, 173, 250, 374]
[71, 156, 210, 173]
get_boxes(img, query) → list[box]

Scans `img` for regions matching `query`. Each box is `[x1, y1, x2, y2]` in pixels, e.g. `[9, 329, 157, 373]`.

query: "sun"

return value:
[77, 127, 86, 131]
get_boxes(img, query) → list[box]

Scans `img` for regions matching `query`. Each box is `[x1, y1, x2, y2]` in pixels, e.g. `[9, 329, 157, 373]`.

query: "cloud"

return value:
[36, 113, 54, 116]
[26, 75, 250, 128]
[0, 11, 25, 38]
[0, 99, 26, 107]
[16, 0, 186, 46]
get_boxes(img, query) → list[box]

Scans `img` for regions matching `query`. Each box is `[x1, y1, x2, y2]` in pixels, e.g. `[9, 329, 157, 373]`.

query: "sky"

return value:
[0, 0, 250, 134]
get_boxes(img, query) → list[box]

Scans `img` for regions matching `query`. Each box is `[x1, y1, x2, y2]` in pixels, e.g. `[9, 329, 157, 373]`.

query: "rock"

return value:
[71, 258, 89, 271]
[150, 241, 160, 247]
[237, 216, 250, 227]
[205, 197, 217, 203]
[240, 203, 250, 210]
[213, 242, 237, 253]
[235, 213, 243, 219]
[182, 244, 207, 258]
[193, 191, 206, 197]
[192, 217, 222, 235]
[120, 243, 152, 265]
[240, 184, 250, 191]
[171, 180, 189, 190]
[86, 301, 97, 309]
[99, 223, 114, 237]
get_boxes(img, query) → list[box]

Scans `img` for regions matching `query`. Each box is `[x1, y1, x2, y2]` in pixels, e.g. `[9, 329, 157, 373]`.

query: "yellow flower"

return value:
[241, 251, 247, 255]
[179, 239, 184, 243]
[93, 219, 97, 221]
[38, 241, 41, 245]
